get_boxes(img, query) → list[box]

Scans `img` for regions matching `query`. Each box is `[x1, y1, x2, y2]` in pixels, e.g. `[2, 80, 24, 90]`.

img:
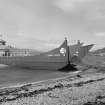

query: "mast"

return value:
[68, 45, 70, 64]
[65, 37, 70, 64]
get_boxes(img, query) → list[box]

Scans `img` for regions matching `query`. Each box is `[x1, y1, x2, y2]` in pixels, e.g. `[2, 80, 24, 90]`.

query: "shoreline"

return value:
[0, 67, 105, 105]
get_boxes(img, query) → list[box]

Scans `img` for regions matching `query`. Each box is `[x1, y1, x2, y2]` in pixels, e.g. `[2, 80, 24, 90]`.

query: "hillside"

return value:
[93, 47, 105, 54]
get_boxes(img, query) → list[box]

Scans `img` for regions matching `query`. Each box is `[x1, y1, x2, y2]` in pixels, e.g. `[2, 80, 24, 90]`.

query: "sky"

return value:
[0, 0, 105, 51]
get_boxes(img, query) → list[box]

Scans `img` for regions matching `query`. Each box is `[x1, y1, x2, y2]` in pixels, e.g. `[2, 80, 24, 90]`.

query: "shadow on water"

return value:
[1, 64, 78, 73]
[59, 63, 78, 72]
[17, 64, 78, 73]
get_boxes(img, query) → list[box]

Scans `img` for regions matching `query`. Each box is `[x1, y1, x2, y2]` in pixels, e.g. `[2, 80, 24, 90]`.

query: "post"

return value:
[65, 37, 70, 64]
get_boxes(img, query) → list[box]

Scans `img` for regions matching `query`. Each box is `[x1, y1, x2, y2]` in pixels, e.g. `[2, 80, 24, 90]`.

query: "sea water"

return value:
[0, 66, 67, 88]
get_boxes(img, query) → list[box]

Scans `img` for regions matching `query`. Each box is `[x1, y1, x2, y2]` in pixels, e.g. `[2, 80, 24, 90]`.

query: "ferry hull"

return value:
[0, 39, 94, 70]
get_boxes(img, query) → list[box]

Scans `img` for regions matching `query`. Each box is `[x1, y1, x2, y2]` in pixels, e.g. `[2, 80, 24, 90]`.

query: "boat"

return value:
[0, 38, 94, 70]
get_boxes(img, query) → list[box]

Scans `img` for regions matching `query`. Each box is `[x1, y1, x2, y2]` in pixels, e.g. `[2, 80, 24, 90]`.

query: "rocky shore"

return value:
[0, 65, 105, 105]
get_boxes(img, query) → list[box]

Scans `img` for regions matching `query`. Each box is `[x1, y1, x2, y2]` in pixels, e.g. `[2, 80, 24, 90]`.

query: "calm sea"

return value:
[0, 66, 67, 88]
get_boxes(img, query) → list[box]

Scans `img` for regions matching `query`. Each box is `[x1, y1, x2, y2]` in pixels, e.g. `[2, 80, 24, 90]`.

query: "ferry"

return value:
[0, 37, 94, 70]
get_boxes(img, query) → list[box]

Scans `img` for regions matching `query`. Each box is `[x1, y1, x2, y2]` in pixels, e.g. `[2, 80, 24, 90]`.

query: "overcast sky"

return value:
[0, 0, 105, 51]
